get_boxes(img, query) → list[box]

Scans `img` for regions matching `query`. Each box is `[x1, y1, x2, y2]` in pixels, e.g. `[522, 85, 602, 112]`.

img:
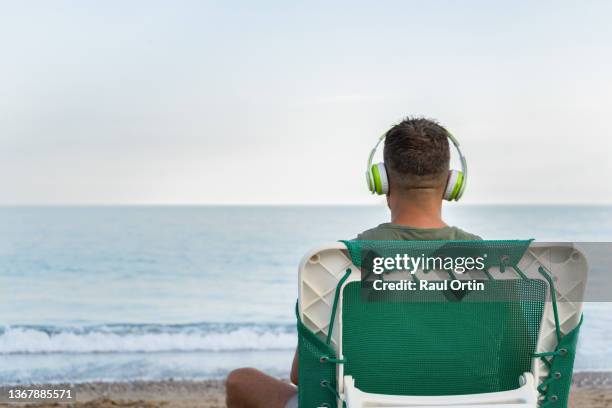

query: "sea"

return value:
[0, 205, 611, 385]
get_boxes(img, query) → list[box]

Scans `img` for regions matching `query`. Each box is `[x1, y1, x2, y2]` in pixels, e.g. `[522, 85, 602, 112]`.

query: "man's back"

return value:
[358, 223, 481, 241]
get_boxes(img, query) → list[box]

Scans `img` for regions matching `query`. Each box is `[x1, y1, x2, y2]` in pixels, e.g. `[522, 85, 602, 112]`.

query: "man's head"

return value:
[383, 117, 450, 196]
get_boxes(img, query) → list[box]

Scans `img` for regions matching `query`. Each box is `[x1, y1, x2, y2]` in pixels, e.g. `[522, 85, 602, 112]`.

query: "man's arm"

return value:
[290, 347, 298, 385]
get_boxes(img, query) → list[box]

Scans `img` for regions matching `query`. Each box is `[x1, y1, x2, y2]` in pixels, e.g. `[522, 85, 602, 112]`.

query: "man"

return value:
[226, 117, 480, 408]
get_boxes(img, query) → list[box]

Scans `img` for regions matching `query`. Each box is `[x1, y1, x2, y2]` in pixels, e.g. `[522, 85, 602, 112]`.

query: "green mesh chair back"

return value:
[341, 279, 546, 396]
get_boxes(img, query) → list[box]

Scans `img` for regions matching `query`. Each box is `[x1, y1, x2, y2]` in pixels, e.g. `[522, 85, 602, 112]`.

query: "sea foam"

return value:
[0, 324, 296, 354]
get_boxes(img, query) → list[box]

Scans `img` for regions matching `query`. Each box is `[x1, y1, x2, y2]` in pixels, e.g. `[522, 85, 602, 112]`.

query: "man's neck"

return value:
[388, 191, 446, 229]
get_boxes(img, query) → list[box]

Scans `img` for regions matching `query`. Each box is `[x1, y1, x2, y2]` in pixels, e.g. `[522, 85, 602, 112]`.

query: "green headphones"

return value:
[365, 131, 467, 201]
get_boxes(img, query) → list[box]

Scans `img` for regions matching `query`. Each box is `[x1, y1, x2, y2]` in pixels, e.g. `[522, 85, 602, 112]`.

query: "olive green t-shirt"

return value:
[357, 223, 481, 241]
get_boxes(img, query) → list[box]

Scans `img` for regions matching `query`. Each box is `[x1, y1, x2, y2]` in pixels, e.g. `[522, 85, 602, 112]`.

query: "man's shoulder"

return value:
[356, 223, 399, 240]
[448, 226, 482, 241]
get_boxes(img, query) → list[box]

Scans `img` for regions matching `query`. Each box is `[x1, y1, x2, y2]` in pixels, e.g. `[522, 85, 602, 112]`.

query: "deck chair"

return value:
[296, 240, 587, 408]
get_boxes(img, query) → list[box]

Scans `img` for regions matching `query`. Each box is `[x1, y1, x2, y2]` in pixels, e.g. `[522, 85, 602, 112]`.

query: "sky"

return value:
[1, 0, 611, 205]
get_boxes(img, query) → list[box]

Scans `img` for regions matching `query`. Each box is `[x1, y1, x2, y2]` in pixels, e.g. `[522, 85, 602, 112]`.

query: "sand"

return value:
[0, 380, 224, 408]
[0, 372, 610, 407]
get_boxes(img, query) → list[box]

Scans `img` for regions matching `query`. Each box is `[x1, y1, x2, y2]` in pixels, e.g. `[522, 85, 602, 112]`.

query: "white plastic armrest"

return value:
[343, 373, 538, 408]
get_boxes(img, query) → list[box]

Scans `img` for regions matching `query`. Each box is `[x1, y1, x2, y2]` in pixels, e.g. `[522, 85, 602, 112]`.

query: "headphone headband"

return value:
[366, 132, 387, 172]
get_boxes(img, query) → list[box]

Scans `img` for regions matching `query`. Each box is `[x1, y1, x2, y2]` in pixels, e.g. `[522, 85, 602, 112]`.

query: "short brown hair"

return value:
[383, 117, 450, 189]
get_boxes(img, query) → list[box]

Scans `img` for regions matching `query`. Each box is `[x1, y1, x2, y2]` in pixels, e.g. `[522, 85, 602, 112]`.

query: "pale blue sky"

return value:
[1, 1, 611, 204]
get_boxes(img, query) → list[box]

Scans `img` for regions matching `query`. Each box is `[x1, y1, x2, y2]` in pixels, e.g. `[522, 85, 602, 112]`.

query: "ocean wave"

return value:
[0, 323, 296, 354]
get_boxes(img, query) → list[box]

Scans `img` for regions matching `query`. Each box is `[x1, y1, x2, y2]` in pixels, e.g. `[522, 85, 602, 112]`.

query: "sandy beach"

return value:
[0, 372, 610, 408]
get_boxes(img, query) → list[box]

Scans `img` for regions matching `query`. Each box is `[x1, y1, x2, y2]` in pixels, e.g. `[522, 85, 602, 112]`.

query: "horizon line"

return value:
[1, 203, 611, 207]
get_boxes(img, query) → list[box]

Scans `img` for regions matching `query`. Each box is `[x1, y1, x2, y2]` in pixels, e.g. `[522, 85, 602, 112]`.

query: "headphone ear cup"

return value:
[455, 170, 466, 200]
[365, 170, 374, 193]
[371, 162, 389, 195]
[444, 169, 464, 201]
